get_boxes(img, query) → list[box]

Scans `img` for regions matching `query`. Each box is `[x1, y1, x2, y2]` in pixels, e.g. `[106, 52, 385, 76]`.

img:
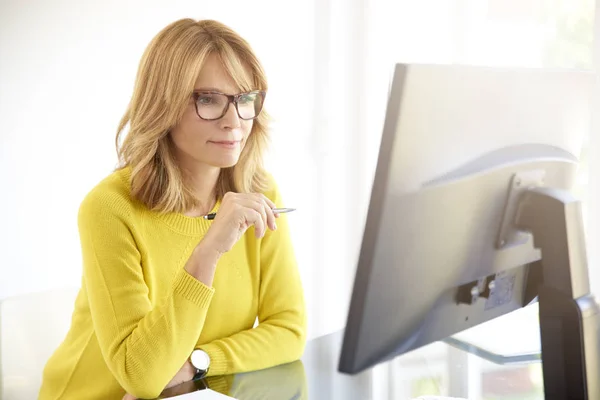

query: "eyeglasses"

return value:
[192, 90, 266, 121]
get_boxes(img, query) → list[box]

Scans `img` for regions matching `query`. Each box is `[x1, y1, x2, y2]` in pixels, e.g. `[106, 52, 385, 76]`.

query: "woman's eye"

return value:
[239, 94, 254, 104]
[197, 96, 213, 105]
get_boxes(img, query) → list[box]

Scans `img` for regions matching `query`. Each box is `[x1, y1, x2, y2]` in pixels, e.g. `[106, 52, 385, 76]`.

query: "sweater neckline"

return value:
[152, 200, 221, 236]
[117, 166, 221, 236]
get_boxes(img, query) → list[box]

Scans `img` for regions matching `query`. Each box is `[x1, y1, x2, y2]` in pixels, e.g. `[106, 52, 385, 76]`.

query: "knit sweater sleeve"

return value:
[198, 178, 307, 376]
[78, 184, 214, 399]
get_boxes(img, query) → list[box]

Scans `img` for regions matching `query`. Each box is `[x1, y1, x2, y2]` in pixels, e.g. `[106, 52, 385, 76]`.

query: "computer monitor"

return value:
[338, 63, 600, 399]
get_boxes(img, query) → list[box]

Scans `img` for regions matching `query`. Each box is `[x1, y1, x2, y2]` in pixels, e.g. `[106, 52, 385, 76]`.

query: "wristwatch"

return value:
[190, 349, 210, 379]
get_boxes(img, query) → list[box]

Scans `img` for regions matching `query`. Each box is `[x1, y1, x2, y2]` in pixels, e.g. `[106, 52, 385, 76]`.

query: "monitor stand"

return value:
[445, 182, 600, 399]
[514, 186, 600, 399]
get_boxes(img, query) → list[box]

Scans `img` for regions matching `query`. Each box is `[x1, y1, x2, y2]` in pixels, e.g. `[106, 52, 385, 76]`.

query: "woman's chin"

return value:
[210, 156, 240, 169]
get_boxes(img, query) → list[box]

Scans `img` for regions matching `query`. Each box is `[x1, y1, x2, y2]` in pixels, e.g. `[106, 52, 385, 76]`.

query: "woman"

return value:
[39, 18, 306, 400]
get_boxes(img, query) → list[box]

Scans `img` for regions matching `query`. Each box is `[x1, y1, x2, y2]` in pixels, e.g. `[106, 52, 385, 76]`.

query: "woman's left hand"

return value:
[121, 360, 196, 399]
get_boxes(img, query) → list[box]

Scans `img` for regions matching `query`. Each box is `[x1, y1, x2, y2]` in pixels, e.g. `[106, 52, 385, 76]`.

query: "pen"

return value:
[203, 207, 296, 220]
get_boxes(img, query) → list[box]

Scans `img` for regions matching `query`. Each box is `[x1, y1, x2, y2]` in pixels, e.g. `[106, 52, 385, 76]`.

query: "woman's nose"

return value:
[220, 102, 241, 129]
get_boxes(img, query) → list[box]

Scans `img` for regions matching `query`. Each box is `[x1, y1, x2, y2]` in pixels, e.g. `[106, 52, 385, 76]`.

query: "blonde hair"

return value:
[116, 18, 270, 213]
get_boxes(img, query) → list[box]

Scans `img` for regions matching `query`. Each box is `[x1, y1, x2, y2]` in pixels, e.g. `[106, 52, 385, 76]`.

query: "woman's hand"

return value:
[185, 192, 278, 286]
[163, 360, 196, 390]
[121, 360, 196, 400]
[201, 192, 278, 255]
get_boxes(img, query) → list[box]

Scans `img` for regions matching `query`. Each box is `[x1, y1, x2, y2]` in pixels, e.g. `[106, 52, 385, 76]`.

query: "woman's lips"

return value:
[209, 140, 240, 149]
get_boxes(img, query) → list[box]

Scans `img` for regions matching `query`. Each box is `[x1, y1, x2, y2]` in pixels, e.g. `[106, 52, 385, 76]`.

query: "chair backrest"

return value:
[0, 288, 79, 400]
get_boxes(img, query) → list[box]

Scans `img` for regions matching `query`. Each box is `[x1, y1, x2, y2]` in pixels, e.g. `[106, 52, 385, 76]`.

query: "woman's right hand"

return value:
[200, 192, 278, 255]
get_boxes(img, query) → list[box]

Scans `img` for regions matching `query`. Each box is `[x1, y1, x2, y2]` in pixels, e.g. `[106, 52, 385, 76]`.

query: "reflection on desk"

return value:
[159, 325, 545, 399]
[156, 359, 305, 400]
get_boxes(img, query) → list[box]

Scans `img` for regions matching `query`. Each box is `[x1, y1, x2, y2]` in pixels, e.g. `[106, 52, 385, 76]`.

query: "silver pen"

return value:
[203, 207, 296, 220]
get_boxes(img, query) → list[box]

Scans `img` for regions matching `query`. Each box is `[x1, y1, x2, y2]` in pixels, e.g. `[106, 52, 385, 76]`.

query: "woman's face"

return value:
[170, 53, 254, 170]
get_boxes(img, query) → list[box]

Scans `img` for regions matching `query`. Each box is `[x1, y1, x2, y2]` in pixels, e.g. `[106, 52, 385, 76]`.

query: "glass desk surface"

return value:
[158, 305, 544, 400]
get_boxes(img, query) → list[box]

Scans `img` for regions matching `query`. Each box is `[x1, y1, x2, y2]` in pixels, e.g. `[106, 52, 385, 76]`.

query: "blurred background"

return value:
[1, 0, 599, 398]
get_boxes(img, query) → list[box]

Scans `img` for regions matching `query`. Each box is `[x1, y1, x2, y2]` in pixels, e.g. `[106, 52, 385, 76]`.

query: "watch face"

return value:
[191, 350, 210, 371]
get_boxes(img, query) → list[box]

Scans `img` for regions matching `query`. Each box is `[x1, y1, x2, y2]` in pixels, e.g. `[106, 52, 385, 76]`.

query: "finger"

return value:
[262, 200, 277, 231]
[258, 201, 270, 233]
[244, 208, 266, 238]
[259, 194, 277, 229]
[261, 194, 277, 210]
[241, 194, 274, 229]
[249, 198, 269, 234]
[237, 193, 275, 212]
[235, 204, 265, 238]
[238, 197, 269, 235]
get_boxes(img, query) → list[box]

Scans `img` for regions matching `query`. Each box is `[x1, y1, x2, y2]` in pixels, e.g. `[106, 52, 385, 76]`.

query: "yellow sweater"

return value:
[38, 167, 306, 400]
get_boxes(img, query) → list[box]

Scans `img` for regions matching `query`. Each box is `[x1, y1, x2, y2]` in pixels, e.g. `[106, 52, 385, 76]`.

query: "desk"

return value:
[159, 306, 545, 399]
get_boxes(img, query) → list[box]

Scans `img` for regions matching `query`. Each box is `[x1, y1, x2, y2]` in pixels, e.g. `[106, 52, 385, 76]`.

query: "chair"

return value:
[0, 288, 79, 400]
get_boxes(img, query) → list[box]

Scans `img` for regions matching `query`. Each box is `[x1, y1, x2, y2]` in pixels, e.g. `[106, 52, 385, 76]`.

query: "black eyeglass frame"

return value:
[192, 90, 267, 121]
